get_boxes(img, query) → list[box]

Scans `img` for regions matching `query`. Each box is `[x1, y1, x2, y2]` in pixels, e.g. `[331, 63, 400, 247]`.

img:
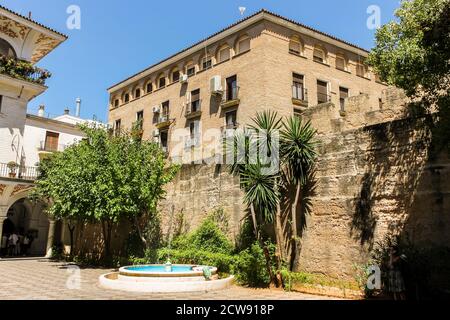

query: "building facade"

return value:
[0, 6, 90, 257]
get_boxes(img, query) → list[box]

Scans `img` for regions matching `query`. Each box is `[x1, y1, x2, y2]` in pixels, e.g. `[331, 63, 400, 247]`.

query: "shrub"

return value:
[232, 242, 271, 287]
[171, 217, 233, 254]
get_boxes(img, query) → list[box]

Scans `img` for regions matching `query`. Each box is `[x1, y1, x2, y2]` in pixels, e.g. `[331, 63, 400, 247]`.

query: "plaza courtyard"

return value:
[0, 259, 332, 300]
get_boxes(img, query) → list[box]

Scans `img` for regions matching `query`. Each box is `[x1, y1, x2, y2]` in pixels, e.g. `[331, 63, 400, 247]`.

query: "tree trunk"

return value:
[68, 222, 75, 257]
[101, 220, 113, 261]
[290, 183, 301, 271]
[250, 203, 279, 287]
[134, 215, 148, 250]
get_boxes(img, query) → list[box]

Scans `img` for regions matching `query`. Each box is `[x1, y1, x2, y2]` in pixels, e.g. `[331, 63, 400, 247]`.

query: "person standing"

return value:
[22, 234, 30, 256]
[8, 232, 19, 256]
[387, 246, 407, 300]
[1, 234, 7, 256]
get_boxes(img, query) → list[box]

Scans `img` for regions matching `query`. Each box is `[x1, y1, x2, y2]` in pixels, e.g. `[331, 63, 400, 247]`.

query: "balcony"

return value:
[184, 135, 201, 149]
[0, 56, 51, 85]
[0, 162, 38, 181]
[221, 123, 239, 139]
[317, 92, 332, 104]
[221, 87, 240, 109]
[292, 85, 308, 107]
[185, 100, 202, 119]
[156, 113, 170, 129]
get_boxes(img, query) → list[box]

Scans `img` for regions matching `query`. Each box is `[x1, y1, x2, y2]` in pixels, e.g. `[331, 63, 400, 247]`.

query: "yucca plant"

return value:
[280, 115, 317, 268]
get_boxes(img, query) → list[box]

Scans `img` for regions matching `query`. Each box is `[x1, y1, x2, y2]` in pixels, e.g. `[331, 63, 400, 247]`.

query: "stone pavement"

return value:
[0, 259, 336, 300]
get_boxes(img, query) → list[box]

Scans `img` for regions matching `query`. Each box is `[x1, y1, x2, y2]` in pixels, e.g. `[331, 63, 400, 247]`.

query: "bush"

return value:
[232, 242, 271, 287]
[171, 217, 233, 254]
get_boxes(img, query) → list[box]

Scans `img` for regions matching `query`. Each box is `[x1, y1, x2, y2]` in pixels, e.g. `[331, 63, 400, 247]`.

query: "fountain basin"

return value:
[99, 264, 234, 293]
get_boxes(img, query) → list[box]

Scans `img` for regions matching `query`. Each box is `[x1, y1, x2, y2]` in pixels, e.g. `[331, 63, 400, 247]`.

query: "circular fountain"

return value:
[99, 264, 234, 293]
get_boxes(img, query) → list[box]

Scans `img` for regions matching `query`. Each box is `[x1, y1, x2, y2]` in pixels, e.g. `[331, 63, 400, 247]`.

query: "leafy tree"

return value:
[367, 0, 450, 147]
[36, 124, 179, 259]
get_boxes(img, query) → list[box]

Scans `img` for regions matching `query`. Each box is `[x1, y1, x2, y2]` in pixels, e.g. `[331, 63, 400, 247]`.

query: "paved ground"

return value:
[0, 258, 335, 300]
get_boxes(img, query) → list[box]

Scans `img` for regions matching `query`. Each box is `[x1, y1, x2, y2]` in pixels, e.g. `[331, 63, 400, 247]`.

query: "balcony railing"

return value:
[0, 163, 38, 181]
[317, 92, 332, 104]
[156, 113, 170, 127]
[292, 85, 308, 107]
[221, 123, 239, 138]
[39, 141, 68, 152]
[184, 135, 201, 149]
[221, 86, 240, 108]
[185, 100, 202, 118]
[0, 55, 51, 85]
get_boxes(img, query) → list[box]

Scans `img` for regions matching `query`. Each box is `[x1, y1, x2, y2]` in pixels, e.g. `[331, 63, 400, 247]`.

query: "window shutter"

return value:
[339, 87, 349, 98]
[336, 56, 345, 70]
[317, 81, 328, 95]
[238, 38, 250, 53]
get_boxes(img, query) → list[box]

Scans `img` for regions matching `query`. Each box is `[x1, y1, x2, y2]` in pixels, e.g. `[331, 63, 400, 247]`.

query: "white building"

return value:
[0, 5, 93, 257]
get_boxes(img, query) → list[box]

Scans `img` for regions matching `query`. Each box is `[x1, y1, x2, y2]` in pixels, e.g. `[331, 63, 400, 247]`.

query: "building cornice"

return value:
[107, 9, 370, 93]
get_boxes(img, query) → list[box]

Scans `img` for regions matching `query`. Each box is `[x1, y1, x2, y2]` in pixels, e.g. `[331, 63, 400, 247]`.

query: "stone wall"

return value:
[160, 87, 450, 280]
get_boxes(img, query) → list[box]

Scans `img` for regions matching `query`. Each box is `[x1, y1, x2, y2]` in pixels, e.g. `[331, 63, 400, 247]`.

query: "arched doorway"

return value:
[0, 198, 49, 256]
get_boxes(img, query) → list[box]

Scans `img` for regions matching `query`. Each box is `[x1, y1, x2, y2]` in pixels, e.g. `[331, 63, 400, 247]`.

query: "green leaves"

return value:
[36, 124, 179, 231]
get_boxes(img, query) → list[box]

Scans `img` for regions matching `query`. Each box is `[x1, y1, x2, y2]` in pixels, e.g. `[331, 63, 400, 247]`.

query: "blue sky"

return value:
[1, 0, 399, 123]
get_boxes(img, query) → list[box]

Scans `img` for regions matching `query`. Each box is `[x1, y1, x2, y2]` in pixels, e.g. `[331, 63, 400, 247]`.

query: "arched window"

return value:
[157, 74, 166, 88]
[135, 88, 141, 99]
[185, 61, 196, 77]
[0, 39, 16, 59]
[335, 53, 348, 71]
[356, 62, 369, 78]
[124, 92, 130, 103]
[200, 54, 212, 70]
[236, 35, 250, 54]
[289, 36, 303, 55]
[146, 81, 153, 93]
[171, 68, 180, 83]
[313, 46, 327, 64]
[217, 45, 231, 63]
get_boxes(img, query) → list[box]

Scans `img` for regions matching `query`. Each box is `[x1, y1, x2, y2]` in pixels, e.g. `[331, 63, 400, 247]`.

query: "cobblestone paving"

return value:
[0, 259, 335, 300]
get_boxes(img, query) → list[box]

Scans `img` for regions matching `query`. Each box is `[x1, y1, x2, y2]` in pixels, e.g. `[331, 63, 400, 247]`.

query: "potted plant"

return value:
[7, 161, 18, 178]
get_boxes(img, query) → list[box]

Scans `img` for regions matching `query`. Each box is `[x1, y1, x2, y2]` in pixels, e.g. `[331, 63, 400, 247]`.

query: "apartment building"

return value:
[107, 10, 387, 160]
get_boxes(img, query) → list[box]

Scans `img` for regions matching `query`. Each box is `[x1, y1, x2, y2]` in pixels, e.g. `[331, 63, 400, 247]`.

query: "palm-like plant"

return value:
[280, 116, 317, 267]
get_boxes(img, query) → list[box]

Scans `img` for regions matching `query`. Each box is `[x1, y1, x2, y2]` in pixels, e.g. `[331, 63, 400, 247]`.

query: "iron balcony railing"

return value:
[0, 163, 38, 181]
[292, 85, 308, 102]
[157, 113, 170, 124]
[39, 141, 68, 152]
[185, 100, 201, 117]
[0, 55, 51, 85]
[317, 92, 332, 104]
[223, 86, 239, 103]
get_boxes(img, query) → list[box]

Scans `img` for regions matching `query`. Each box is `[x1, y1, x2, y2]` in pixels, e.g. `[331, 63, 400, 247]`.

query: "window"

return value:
[124, 93, 130, 103]
[161, 101, 170, 119]
[356, 62, 368, 78]
[115, 119, 121, 136]
[226, 75, 238, 101]
[172, 70, 180, 83]
[201, 55, 212, 70]
[317, 80, 330, 104]
[379, 98, 383, 109]
[0, 95, 3, 113]
[135, 88, 141, 98]
[292, 73, 306, 101]
[114, 99, 119, 108]
[225, 110, 237, 128]
[339, 87, 349, 111]
[158, 76, 166, 88]
[160, 130, 168, 151]
[313, 46, 326, 64]
[189, 120, 200, 142]
[336, 54, 347, 71]
[136, 110, 144, 129]
[186, 63, 196, 77]
[190, 89, 200, 112]
[218, 46, 231, 63]
[0, 39, 16, 59]
[289, 37, 302, 55]
[237, 36, 250, 54]
[44, 131, 59, 152]
[146, 82, 153, 93]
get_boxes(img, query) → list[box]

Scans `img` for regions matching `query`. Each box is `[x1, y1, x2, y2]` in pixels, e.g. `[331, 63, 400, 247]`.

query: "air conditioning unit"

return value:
[210, 75, 223, 95]
[152, 105, 160, 113]
[180, 74, 188, 83]
[152, 129, 160, 137]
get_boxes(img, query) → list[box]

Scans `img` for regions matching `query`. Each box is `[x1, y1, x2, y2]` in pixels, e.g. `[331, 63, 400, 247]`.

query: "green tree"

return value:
[36, 124, 179, 260]
[367, 0, 450, 147]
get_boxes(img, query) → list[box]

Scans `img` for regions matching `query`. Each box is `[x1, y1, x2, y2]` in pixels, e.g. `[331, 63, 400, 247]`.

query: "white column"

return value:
[0, 206, 7, 259]
[45, 219, 56, 258]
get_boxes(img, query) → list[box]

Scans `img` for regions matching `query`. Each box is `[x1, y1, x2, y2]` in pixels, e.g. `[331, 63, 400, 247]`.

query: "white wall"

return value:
[23, 117, 84, 167]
